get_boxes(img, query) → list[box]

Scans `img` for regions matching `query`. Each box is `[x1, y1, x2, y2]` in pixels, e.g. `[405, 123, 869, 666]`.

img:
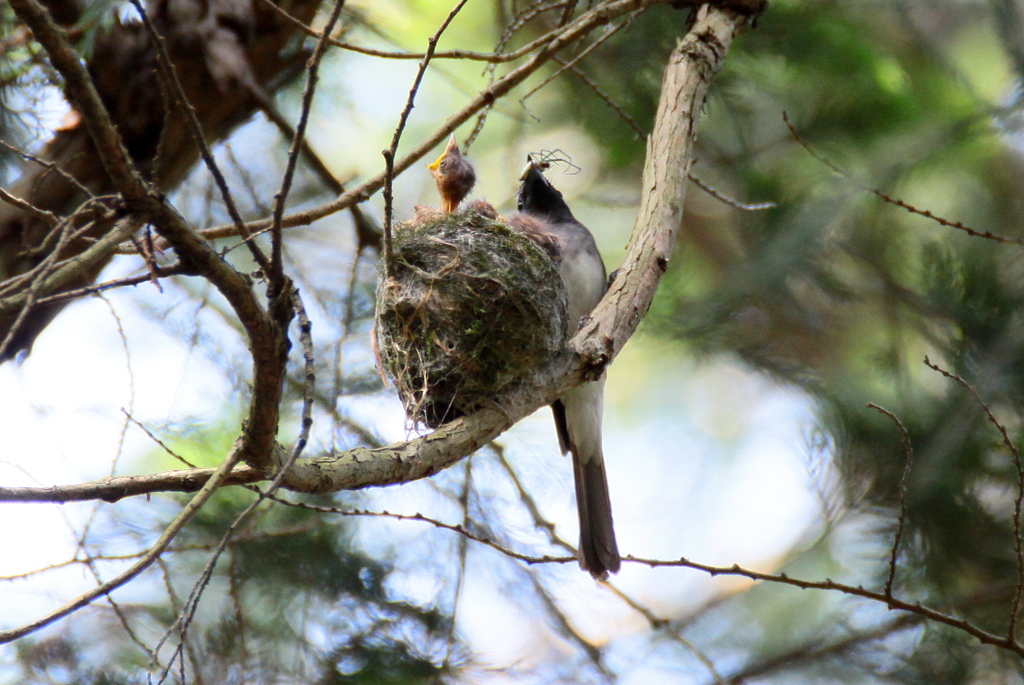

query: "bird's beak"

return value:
[519, 157, 548, 183]
[428, 134, 459, 171]
[519, 158, 538, 181]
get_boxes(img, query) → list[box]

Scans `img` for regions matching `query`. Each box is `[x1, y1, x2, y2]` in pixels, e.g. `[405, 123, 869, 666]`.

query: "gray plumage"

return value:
[517, 160, 620, 579]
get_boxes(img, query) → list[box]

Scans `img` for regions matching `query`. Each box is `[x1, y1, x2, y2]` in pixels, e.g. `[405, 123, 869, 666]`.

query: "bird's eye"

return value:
[517, 200, 523, 211]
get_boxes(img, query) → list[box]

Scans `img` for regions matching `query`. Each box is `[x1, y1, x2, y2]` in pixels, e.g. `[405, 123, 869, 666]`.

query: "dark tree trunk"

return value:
[0, 0, 324, 360]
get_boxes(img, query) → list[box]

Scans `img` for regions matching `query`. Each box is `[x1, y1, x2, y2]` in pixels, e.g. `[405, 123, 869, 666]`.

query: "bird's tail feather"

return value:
[556, 381, 620, 579]
[572, 450, 620, 579]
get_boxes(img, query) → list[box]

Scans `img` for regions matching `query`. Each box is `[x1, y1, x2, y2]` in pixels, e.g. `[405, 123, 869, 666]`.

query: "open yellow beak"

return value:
[428, 134, 459, 171]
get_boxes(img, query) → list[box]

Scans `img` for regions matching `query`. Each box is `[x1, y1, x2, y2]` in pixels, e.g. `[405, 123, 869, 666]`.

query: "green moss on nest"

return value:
[375, 207, 568, 427]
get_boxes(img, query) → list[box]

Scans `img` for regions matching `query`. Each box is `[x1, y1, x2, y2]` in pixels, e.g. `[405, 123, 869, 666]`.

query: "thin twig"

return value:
[128, 0, 271, 273]
[866, 402, 914, 600]
[558, 55, 646, 136]
[0, 445, 245, 645]
[0, 186, 60, 225]
[30, 264, 182, 306]
[626, 554, 1024, 656]
[783, 112, 1024, 246]
[0, 527, 327, 582]
[123, 409, 198, 469]
[492, 1, 569, 64]
[561, 58, 774, 210]
[923, 356, 1024, 637]
[0, 138, 94, 198]
[381, 0, 471, 276]
[270, 0, 347, 291]
[255, 0, 564, 64]
[519, 11, 634, 104]
[687, 174, 776, 211]
[266, 496, 572, 565]
[0, 214, 75, 359]
[290, 287, 317, 460]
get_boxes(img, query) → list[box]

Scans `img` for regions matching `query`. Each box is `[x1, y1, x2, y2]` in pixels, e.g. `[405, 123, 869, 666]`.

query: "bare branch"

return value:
[270, 0, 347, 288]
[0, 138, 94, 199]
[923, 356, 1024, 638]
[0, 465, 263, 503]
[382, 0, 471, 276]
[31, 264, 183, 306]
[0, 186, 60, 226]
[519, 10, 638, 104]
[263, 497, 576, 565]
[289, 288, 317, 461]
[866, 402, 914, 600]
[783, 112, 1024, 246]
[256, 0, 575, 64]
[625, 554, 1024, 658]
[0, 444, 245, 645]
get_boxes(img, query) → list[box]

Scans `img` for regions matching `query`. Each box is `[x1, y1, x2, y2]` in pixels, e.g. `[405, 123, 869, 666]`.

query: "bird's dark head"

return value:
[517, 158, 575, 223]
[429, 135, 476, 212]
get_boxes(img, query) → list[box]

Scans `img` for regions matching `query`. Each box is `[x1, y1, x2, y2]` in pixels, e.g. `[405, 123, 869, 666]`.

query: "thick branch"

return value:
[0, 466, 264, 503]
[7, 0, 147, 205]
[573, 5, 736, 365]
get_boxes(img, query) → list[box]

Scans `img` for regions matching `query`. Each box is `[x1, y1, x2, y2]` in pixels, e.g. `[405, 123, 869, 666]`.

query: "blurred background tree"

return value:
[4, 0, 1024, 683]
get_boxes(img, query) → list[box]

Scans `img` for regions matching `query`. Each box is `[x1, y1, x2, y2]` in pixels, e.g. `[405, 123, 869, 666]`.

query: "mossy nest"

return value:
[375, 207, 568, 428]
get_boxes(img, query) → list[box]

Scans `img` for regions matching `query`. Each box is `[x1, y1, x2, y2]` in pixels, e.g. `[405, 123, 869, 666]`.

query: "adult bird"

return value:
[428, 135, 476, 212]
[517, 158, 620, 579]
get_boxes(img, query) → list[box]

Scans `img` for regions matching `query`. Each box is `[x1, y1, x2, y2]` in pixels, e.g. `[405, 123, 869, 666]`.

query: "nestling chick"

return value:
[428, 135, 476, 212]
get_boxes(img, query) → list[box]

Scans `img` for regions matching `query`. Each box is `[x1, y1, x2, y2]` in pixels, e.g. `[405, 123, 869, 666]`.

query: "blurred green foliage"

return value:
[563, 0, 1024, 678]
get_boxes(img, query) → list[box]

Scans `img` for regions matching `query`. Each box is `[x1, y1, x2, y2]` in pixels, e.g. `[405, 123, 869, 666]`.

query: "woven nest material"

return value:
[375, 207, 568, 428]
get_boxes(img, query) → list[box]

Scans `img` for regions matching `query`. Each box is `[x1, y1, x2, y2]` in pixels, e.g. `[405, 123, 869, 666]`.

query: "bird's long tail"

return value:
[554, 379, 620, 579]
